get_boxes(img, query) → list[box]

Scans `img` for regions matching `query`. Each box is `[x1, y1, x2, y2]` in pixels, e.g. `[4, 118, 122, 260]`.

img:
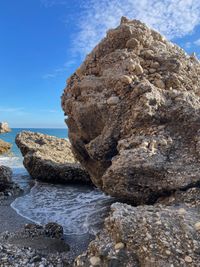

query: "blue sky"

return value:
[1, 0, 200, 128]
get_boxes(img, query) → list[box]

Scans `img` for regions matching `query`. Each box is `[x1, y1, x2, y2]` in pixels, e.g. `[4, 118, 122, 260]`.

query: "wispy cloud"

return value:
[183, 38, 200, 50]
[40, 0, 67, 8]
[0, 107, 29, 116]
[0, 107, 24, 113]
[43, 60, 76, 79]
[39, 109, 59, 113]
[73, 0, 200, 56]
[194, 38, 200, 46]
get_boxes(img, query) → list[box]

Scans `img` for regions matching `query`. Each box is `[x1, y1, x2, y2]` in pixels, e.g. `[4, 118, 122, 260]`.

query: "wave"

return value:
[11, 182, 114, 235]
[0, 155, 23, 168]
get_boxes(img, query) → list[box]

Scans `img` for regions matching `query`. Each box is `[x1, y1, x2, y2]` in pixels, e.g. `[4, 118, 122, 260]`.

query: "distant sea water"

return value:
[0, 128, 113, 235]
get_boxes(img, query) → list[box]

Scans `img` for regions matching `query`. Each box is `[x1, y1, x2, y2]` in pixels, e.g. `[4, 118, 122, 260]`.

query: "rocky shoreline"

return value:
[1, 16, 200, 267]
[62, 17, 200, 266]
[0, 179, 94, 266]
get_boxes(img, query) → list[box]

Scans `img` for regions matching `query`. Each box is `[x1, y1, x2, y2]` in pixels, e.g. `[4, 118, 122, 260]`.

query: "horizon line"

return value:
[10, 127, 67, 129]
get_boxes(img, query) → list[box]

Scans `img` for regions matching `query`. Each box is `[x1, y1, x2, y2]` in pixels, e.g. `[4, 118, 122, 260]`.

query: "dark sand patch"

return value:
[0, 196, 94, 261]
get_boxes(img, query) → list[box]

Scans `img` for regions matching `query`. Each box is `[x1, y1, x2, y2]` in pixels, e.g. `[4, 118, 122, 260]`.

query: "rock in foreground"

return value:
[0, 166, 22, 198]
[62, 17, 200, 203]
[0, 223, 70, 266]
[16, 131, 91, 184]
[0, 139, 11, 154]
[0, 122, 11, 133]
[75, 188, 200, 267]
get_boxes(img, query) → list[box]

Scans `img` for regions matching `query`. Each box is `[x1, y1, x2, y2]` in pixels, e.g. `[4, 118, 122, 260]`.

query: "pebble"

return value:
[150, 61, 160, 68]
[120, 75, 132, 85]
[184, 256, 193, 263]
[135, 64, 144, 75]
[194, 222, 200, 231]
[114, 242, 125, 250]
[126, 38, 140, 49]
[107, 96, 120, 105]
[154, 79, 165, 89]
[149, 68, 156, 74]
[89, 256, 101, 266]
[128, 64, 136, 72]
[178, 208, 186, 215]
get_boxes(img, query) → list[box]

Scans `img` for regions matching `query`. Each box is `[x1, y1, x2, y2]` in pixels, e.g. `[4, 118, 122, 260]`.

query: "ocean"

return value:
[0, 128, 113, 235]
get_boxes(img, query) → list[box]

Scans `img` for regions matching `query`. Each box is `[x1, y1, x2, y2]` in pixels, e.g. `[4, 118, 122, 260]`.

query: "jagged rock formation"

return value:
[74, 188, 200, 267]
[0, 122, 11, 133]
[16, 131, 91, 184]
[62, 17, 200, 203]
[0, 139, 11, 154]
[0, 166, 22, 197]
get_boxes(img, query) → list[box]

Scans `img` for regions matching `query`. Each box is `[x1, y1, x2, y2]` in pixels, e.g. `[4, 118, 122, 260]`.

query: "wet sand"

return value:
[0, 197, 33, 233]
[0, 196, 94, 261]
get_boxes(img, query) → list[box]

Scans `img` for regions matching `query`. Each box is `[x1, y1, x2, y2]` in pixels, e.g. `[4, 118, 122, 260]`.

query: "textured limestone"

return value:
[16, 131, 91, 184]
[74, 188, 200, 267]
[0, 122, 11, 133]
[62, 17, 200, 203]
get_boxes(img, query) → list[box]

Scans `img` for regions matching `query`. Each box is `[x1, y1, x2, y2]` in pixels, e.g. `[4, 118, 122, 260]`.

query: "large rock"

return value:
[62, 17, 200, 203]
[15, 131, 91, 184]
[74, 188, 200, 267]
[0, 139, 11, 154]
[0, 122, 11, 133]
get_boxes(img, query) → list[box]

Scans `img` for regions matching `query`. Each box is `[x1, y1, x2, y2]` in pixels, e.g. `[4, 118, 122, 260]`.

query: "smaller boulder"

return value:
[15, 131, 91, 184]
[44, 222, 64, 239]
[0, 166, 22, 197]
[0, 139, 11, 154]
[0, 165, 12, 183]
[24, 222, 64, 240]
[0, 122, 11, 133]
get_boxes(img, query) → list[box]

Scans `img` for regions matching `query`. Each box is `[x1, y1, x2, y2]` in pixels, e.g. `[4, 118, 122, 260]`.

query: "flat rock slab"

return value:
[16, 131, 91, 184]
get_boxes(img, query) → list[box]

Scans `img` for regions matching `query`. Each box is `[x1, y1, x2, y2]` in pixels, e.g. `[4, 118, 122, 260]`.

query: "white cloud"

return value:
[194, 38, 200, 46]
[74, 0, 200, 56]
[184, 41, 192, 49]
[43, 60, 76, 79]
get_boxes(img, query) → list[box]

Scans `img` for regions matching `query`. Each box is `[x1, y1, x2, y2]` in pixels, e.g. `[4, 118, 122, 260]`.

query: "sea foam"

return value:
[11, 182, 113, 235]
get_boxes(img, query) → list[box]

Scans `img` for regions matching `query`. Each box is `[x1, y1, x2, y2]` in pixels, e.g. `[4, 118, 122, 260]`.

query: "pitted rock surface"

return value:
[16, 131, 91, 184]
[74, 188, 200, 267]
[62, 17, 200, 203]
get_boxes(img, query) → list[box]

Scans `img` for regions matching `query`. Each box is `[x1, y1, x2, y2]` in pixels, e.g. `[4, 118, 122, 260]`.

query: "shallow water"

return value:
[11, 182, 113, 235]
[0, 128, 113, 235]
